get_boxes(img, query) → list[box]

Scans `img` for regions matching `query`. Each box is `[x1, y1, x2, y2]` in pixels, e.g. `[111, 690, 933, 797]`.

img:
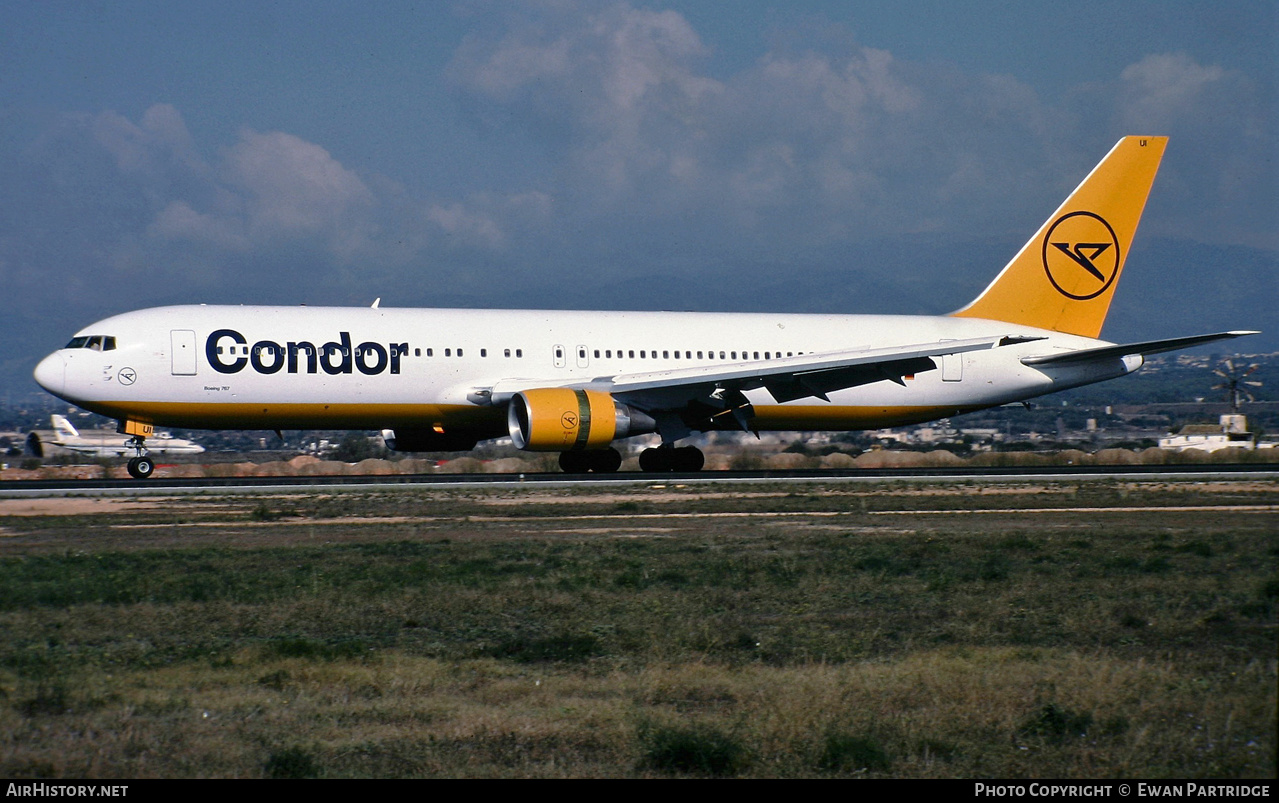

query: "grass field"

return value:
[0, 478, 1275, 777]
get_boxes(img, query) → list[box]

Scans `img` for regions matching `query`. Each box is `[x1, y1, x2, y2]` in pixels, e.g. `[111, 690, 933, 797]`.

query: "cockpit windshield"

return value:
[64, 335, 116, 351]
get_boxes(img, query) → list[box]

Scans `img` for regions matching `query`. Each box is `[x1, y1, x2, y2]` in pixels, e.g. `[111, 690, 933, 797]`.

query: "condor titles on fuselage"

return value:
[32, 137, 1258, 478]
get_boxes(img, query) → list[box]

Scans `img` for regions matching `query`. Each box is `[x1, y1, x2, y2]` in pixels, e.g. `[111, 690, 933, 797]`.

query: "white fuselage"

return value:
[33, 304, 1134, 440]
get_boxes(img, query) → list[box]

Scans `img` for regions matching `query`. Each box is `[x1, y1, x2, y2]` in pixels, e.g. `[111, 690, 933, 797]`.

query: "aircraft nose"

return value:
[33, 353, 65, 396]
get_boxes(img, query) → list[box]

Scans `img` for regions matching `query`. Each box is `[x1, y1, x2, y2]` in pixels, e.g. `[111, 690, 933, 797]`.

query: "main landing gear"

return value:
[556, 445, 706, 473]
[124, 434, 154, 479]
[638, 445, 704, 473]
[558, 447, 623, 473]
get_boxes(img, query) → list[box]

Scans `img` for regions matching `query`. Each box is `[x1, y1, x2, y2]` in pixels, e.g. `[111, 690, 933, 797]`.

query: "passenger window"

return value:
[445, 348, 451, 357]
[504, 349, 511, 357]
[516, 349, 523, 358]
[480, 349, 487, 357]
[663, 350, 669, 359]
[457, 348, 463, 357]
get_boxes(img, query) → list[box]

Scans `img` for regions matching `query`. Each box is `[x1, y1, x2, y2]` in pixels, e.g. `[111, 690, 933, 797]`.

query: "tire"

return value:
[638, 448, 669, 472]
[589, 448, 623, 473]
[127, 456, 155, 479]
[673, 446, 704, 472]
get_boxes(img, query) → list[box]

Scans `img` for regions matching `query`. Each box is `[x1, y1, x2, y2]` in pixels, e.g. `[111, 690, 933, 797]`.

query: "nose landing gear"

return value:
[118, 421, 156, 479]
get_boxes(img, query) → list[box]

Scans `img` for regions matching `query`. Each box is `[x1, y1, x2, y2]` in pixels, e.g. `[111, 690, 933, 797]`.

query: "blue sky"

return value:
[2, 1, 1275, 390]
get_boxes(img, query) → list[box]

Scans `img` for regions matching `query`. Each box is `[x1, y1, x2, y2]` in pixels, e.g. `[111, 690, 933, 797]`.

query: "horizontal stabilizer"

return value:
[1021, 331, 1259, 367]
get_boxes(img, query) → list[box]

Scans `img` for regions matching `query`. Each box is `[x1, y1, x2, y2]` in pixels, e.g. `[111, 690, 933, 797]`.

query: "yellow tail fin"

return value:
[951, 136, 1167, 338]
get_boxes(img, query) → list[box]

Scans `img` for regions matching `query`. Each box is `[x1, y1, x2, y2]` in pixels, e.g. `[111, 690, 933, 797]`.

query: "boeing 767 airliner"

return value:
[33, 137, 1257, 478]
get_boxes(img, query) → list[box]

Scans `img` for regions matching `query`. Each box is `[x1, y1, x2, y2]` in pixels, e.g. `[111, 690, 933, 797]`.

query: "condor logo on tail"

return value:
[1042, 211, 1120, 300]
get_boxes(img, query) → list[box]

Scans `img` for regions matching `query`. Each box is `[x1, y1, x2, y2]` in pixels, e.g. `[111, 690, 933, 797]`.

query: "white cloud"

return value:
[427, 190, 554, 251]
[446, 4, 1078, 245]
[427, 202, 505, 249]
[90, 104, 204, 175]
[446, 5, 1274, 254]
[223, 130, 375, 251]
[1116, 53, 1227, 131]
[452, 2, 720, 198]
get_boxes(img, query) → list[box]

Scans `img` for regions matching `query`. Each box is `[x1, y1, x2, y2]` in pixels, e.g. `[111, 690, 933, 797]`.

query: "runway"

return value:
[2, 462, 1276, 497]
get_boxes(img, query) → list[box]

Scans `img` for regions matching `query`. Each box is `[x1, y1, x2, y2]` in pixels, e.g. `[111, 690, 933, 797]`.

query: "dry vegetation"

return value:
[0, 479, 1275, 778]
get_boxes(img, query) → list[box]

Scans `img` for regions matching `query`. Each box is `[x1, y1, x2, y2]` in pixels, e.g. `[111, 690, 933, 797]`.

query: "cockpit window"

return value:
[64, 335, 117, 351]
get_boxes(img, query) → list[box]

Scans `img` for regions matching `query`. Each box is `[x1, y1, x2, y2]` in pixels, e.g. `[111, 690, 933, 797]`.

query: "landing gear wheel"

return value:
[127, 456, 155, 479]
[559, 451, 590, 473]
[673, 446, 704, 472]
[639, 447, 668, 472]
[592, 447, 623, 473]
[559, 447, 623, 473]
[639, 446, 704, 472]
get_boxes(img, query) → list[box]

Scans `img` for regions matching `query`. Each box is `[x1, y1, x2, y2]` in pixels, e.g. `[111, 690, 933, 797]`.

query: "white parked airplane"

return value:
[33, 137, 1256, 478]
[27, 414, 205, 459]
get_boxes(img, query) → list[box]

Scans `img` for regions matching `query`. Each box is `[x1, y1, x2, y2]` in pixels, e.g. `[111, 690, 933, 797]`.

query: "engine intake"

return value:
[508, 389, 654, 451]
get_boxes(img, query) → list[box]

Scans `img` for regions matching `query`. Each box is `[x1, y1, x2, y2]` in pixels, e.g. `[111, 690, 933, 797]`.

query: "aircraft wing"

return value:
[490, 334, 1037, 433]
[1021, 331, 1259, 367]
[604, 335, 1033, 405]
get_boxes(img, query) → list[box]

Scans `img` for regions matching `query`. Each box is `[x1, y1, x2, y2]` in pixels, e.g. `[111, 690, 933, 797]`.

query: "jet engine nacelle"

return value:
[381, 428, 480, 452]
[507, 389, 655, 451]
